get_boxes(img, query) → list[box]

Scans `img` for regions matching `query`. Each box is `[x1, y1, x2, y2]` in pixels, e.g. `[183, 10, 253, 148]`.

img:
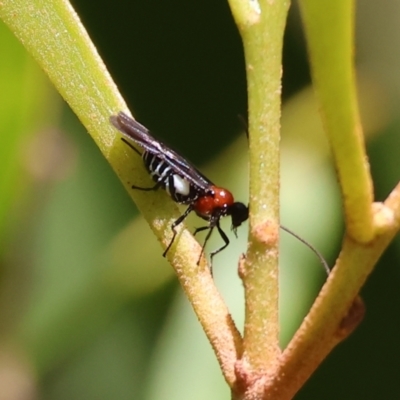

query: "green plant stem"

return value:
[229, 0, 289, 379]
[299, 0, 374, 243]
[0, 0, 243, 386]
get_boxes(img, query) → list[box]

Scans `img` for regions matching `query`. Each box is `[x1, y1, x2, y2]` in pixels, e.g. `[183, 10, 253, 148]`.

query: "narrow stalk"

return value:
[299, 0, 374, 242]
[229, 0, 290, 377]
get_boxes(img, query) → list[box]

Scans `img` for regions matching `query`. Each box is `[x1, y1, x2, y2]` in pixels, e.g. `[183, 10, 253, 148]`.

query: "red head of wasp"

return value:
[110, 112, 249, 266]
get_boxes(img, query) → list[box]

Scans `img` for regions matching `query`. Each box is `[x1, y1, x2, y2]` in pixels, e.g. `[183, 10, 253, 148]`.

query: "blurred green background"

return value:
[0, 1, 399, 399]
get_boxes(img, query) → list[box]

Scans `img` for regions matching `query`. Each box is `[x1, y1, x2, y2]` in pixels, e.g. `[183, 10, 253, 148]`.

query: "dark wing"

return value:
[110, 112, 213, 190]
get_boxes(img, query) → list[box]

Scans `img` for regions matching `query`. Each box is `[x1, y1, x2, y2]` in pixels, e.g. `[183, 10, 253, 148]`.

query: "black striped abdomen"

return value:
[143, 152, 199, 204]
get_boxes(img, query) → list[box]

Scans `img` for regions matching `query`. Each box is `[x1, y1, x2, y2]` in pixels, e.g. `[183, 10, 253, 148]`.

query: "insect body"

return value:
[110, 112, 248, 265]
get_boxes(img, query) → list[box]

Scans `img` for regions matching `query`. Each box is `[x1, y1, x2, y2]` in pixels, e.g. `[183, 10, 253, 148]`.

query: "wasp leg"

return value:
[210, 221, 229, 264]
[193, 225, 209, 237]
[121, 138, 141, 156]
[131, 181, 163, 191]
[163, 204, 194, 258]
[192, 225, 214, 267]
[121, 137, 162, 191]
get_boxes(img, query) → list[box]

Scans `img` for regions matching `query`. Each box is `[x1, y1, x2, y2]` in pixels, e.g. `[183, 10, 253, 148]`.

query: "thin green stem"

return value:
[299, 0, 374, 242]
[229, 0, 290, 376]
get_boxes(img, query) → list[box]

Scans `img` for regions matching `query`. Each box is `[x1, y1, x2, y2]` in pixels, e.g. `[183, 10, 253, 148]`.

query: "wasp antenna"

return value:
[280, 225, 330, 275]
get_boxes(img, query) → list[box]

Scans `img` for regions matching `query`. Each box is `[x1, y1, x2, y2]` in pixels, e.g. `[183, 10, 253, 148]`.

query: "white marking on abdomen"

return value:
[173, 174, 190, 195]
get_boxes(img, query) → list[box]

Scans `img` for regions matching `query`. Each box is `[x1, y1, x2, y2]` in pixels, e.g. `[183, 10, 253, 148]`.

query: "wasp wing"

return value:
[110, 112, 213, 191]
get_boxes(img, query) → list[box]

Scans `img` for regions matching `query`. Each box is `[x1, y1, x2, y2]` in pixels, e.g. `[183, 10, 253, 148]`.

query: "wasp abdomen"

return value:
[143, 151, 198, 204]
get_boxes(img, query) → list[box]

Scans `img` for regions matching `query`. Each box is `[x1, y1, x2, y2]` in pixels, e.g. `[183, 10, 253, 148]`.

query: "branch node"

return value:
[335, 296, 365, 341]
